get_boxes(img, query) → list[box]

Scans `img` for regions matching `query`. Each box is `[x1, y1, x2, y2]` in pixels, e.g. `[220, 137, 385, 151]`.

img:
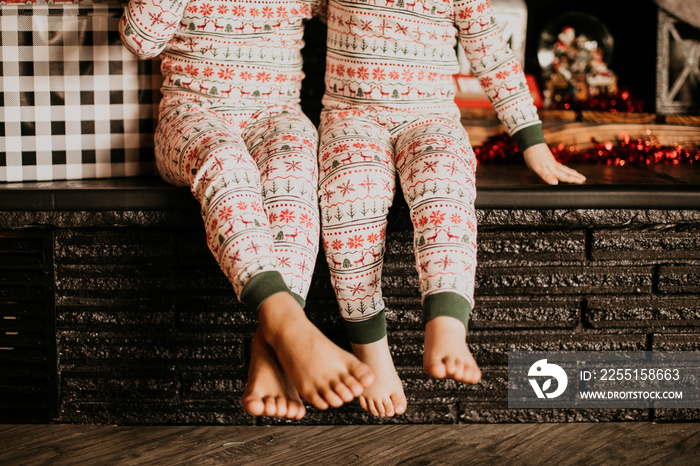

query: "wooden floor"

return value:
[2, 423, 699, 465]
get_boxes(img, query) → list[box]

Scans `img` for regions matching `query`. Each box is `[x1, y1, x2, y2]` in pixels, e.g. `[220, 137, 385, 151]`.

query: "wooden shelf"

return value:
[461, 110, 700, 147]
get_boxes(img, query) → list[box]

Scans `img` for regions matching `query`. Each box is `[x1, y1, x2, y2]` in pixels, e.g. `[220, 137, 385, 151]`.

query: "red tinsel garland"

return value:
[548, 89, 646, 114]
[475, 87, 699, 165]
[474, 132, 700, 166]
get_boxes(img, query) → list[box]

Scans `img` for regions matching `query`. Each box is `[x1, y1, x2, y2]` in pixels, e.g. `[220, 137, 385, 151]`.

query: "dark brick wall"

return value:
[0, 231, 57, 423]
[2, 200, 700, 425]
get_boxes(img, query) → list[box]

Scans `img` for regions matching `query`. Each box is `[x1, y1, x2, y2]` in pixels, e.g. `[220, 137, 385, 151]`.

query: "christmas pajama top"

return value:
[120, 0, 322, 112]
[323, 0, 545, 148]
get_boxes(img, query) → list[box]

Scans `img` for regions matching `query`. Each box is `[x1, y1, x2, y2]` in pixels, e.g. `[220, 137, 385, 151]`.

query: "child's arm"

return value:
[454, 0, 585, 184]
[119, 0, 188, 59]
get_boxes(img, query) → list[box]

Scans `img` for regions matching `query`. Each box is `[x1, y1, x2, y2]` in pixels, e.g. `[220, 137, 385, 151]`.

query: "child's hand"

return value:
[522, 143, 586, 185]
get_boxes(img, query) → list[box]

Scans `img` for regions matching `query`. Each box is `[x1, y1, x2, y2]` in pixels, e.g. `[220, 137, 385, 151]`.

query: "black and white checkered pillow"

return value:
[0, 1, 161, 182]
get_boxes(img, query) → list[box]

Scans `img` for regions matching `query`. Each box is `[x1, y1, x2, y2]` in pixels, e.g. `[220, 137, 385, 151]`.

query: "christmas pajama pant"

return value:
[318, 107, 477, 344]
[155, 101, 320, 309]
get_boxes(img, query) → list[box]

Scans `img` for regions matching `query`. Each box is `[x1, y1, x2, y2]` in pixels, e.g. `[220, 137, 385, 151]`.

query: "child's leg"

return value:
[395, 116, 481, 384]
[241, 107, 374, 414]
[318, 113, 406, 416]
[156, 105, 373, 416]
[155, 105, 280, 298]
[244, 107, 320, 301]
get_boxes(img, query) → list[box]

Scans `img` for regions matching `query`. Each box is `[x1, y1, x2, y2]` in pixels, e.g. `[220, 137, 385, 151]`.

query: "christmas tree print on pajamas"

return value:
[320, 0, 544, 341]
[120, 0, 377, 419]
[317, 0, 551, 415]
[120, 0, 324, 300]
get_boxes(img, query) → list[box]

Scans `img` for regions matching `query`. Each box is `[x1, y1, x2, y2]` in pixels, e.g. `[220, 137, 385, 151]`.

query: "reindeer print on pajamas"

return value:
[120, 0, 323, 306]
[319, 0, 546, 342]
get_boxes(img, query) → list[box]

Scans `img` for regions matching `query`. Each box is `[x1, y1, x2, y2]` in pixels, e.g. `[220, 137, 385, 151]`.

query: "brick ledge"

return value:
[0, 164, 698, 211]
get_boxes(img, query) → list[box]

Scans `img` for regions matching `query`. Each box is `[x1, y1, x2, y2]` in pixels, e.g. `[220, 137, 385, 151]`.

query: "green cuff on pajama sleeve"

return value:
[240, 270, 305, 311]
[343, 310, 387, 345]
[511, 123, 546, 152]
[423, 292, 471, 331]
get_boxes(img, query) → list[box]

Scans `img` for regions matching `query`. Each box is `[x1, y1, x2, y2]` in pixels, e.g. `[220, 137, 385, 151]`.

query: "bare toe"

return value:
[242, 396, 265, 417]
[341, 373, 366, 398]
[359, 396, 368, 411]
[322, 388, 345, 408]
[465, 365, 482, 384]
[425, 359, 447, 379]
[296, 404, 307, 419]
[452, 359, 466, 380]
[309, 392, 330, 410]
[285, 402, 297, 419]
[370, 399, 383, 416]
[367, 399, 379, 416]
[382, 398, 395, 417]
[391, 394, 407, 415]
[264, 396, 278, 417]
[349, 360, 375, 389]
[275, 397, 288, 417]
[288, 401, 306, 419]
[444, 356, 459, 377]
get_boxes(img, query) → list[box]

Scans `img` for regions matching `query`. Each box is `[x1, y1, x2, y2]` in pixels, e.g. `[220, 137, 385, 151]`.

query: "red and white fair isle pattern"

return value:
[323, 0, 539, 136]
[320, 0, 540, 322]
[121, 0, 321, 300]
[319, 108, 477, 322]
[156, 104, 320, 299]
[120, 0, 321, 112]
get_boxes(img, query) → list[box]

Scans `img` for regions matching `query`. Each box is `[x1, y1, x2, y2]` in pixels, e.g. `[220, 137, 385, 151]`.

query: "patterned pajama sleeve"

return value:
[453, 0, 545, 149]
[119, 0, 187, 59]
[243, 108, 320, 302]
[394, 116, 477, 330]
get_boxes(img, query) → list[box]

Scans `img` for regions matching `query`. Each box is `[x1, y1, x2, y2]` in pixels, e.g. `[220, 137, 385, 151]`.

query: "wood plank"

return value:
[1, 423, 699, 465]
[581, 112, 657, 124]
[665, 115, 700, 126]
[543, 124, 700, 150]
[460, 118, 505, 147]
[648, 164, 700, 185]
[476, 164, 680, 187]
[538, 110, 579, 122]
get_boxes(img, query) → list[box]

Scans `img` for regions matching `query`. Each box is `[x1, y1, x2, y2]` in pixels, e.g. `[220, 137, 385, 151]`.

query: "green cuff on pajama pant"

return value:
[240, 270, 305, 311]
[343, 310, 387, 345]
[423, 292, 471, 332]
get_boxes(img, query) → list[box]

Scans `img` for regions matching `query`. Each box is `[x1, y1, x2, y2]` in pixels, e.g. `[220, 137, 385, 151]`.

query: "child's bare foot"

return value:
[351, 337, 407, 417]
[423, 316, 481, 384]
[242, 329, 306, 419]
[258, 292, 375, 410]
